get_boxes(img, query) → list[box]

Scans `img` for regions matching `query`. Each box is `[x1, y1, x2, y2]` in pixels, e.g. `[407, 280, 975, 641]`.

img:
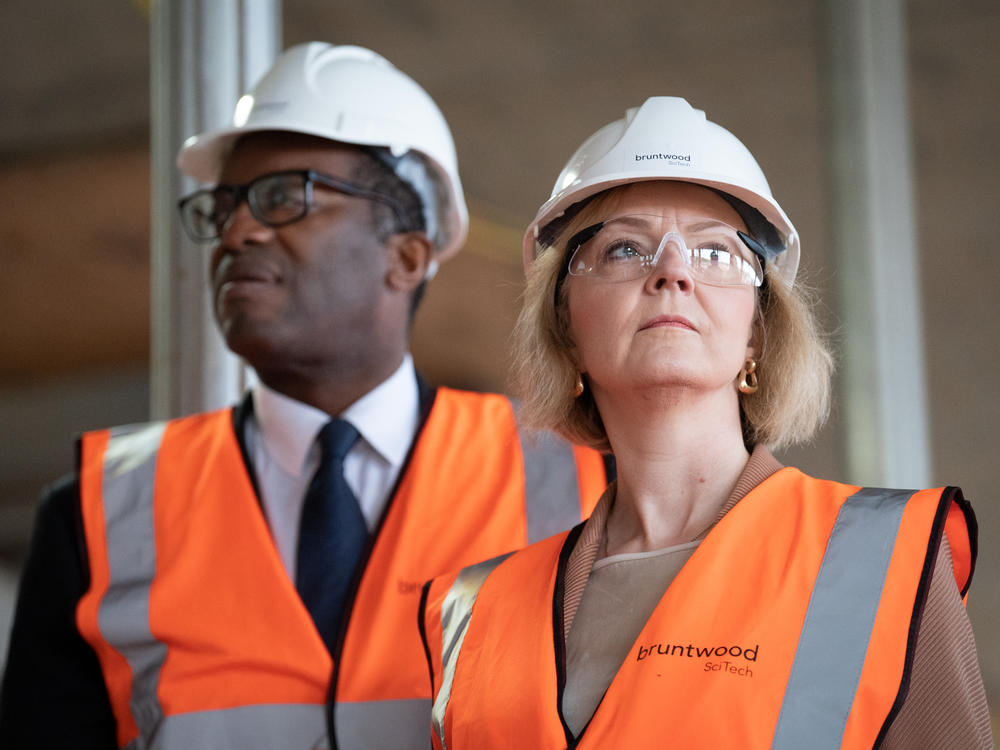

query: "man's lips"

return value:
[215, 258, 282, 293]
[639, 314, 697, 332]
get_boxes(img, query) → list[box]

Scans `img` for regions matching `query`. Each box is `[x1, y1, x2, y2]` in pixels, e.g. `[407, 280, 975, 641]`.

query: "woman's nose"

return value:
[644, 233, 694, 293]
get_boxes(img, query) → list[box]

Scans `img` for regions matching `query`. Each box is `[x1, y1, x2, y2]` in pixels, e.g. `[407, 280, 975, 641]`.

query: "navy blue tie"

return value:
[296, 418, 367, 653]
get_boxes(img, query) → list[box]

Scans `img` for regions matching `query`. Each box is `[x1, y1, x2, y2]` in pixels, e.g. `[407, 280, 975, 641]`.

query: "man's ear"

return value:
[385, 232, 434, 292]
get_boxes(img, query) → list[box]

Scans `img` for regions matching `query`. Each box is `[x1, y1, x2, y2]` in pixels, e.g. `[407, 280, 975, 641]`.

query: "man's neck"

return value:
[255, 353, 406, 417]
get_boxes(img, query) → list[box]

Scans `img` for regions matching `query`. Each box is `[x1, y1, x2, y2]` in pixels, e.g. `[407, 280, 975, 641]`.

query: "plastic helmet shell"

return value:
[177, 42, 468, 261]
[522, 97, 799, 285]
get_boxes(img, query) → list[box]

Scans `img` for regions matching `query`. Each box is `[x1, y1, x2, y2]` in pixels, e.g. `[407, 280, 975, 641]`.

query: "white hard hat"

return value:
[523, 96, 799, 285]
[177, 42, 468, 261]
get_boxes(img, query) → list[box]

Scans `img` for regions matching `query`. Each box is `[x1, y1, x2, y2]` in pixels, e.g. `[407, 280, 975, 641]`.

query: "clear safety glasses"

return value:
[177, 169, 408, 242]
[565, 214, 765, 287]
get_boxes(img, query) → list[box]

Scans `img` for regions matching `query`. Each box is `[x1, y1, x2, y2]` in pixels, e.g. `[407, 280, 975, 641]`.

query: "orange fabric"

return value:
[77, 429, 140, 748]
[432, 534, 572, 750]
[76, 389, 604, 745]
[944, 499, 973, 597]
[840, 487, 955, 747]
[428, 470, 972, 750]
[151, 412, 330, 714]
[338, 389, 604, 702]
[342, 391, 518, 701]
[572, 444, 606, 520]
[77, 413, 330, 747]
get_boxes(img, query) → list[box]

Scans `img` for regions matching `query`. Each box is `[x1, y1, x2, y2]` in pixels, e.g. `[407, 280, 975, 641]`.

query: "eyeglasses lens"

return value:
[567, 215, 762, 287]
[249, 173, 309, 227]
[179, 190, 228, 241]
[179, 172, 313, 241]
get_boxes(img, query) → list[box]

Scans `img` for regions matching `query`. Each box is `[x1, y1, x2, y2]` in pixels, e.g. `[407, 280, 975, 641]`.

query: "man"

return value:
[0, 43, 608, 749]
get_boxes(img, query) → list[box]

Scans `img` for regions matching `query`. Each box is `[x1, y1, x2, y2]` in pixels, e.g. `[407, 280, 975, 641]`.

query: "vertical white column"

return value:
[825, 0, 931, 487]
[150, 0, 281, 419]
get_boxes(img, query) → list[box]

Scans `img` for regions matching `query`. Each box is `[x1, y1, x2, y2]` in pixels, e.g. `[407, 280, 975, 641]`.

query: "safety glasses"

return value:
[565, 214, 765, 288]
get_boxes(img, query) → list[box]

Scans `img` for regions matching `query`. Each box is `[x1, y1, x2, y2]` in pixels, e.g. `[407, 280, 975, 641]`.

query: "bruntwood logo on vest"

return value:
[636, 639, 759, 678]
[633, 150, 694, 167]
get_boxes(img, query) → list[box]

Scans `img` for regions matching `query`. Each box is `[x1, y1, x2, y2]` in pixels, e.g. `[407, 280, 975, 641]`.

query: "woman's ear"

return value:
[385, 232, 434, 292]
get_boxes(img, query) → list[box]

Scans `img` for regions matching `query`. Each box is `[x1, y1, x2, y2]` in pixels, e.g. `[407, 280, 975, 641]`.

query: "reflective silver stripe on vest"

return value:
[770, 488, 914, 750]
[514, 410, 585, 544]
[431, 554, 512, 750]
[132, 703, 328, 749]
[99, 423, 169, 745]
[96, 425, 337, 750]
[334, 698, 432, 749]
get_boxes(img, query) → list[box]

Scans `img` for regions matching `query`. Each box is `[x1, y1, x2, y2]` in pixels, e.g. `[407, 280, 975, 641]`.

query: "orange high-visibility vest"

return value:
[421, 467, 976, 750]
[76, 387, 606, 750]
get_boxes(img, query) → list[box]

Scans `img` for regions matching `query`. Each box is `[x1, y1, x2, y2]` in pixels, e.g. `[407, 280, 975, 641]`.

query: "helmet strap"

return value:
[709, 189, 784, 262]
[370, 148, 441, 248]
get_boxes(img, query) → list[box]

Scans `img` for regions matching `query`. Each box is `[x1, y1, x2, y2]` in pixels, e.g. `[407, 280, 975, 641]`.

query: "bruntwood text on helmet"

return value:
[635, 153, 692, 162]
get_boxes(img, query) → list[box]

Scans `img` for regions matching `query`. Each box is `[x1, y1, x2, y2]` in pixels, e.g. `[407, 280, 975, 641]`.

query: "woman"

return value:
[419, 97, 991, 749]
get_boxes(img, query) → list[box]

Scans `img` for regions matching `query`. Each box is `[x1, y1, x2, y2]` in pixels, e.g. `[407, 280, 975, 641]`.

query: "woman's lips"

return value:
[639, 314, 696, 332]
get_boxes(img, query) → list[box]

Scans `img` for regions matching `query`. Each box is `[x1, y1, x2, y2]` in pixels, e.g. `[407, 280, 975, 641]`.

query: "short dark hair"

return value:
[350, 147, 425, 242]
[350, 147, 431, 320]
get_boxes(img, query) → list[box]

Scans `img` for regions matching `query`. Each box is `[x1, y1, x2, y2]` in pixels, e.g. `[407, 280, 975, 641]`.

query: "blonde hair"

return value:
[511, 188, 834, 454]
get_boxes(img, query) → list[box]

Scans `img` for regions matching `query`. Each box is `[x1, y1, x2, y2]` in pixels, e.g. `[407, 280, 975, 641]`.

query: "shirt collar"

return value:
[252, 380, 330, 478]
[251, 354, 419, 477]
[341, 354, 419, 470]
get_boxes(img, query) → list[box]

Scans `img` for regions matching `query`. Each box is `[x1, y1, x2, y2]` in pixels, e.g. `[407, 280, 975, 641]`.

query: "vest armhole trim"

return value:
[873, 486, 956, 748]
[553, 522, 586, 748]
[418, 580, 435, 697]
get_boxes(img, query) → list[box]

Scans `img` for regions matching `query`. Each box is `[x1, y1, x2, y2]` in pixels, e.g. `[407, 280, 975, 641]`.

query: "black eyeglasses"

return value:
[177, 169, 409, 242]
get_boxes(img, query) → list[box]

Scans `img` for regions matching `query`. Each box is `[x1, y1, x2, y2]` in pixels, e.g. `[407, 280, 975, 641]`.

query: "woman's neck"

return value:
[596, 385, 750, 555]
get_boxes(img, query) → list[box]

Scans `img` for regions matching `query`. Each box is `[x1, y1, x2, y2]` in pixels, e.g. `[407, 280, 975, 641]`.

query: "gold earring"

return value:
[574, 372, 585, 398]
[738, 358, 759, 395]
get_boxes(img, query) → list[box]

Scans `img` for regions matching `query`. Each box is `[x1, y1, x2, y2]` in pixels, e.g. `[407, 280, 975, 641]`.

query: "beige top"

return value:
[564, 541, 699, 735]
[562, 446, 992, 748]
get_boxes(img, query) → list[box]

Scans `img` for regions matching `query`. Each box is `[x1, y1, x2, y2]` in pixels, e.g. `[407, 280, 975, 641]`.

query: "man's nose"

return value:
[219, 200, 275, 248]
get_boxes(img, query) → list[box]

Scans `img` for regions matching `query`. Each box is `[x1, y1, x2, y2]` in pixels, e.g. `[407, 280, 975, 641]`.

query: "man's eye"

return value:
[260, 184, 292, 209]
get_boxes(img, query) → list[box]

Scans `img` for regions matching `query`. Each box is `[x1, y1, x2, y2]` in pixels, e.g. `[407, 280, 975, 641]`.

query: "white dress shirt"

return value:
[244, 355, 421, 579]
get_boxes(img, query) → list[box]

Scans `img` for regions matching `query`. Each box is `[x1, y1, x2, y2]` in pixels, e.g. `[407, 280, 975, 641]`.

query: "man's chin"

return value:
[219, 319, 287, 366]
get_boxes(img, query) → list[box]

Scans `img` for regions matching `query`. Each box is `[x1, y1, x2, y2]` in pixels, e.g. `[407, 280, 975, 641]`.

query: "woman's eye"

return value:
[694, 245, 734, 266]
[603, 241, 642, 263]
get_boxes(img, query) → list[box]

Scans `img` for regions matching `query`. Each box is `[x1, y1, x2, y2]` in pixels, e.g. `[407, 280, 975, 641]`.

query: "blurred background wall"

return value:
[0, 0, 996, 724]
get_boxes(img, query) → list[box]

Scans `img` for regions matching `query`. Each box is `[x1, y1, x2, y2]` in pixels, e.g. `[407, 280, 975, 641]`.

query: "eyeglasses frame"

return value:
[177, 168, 410, 242]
